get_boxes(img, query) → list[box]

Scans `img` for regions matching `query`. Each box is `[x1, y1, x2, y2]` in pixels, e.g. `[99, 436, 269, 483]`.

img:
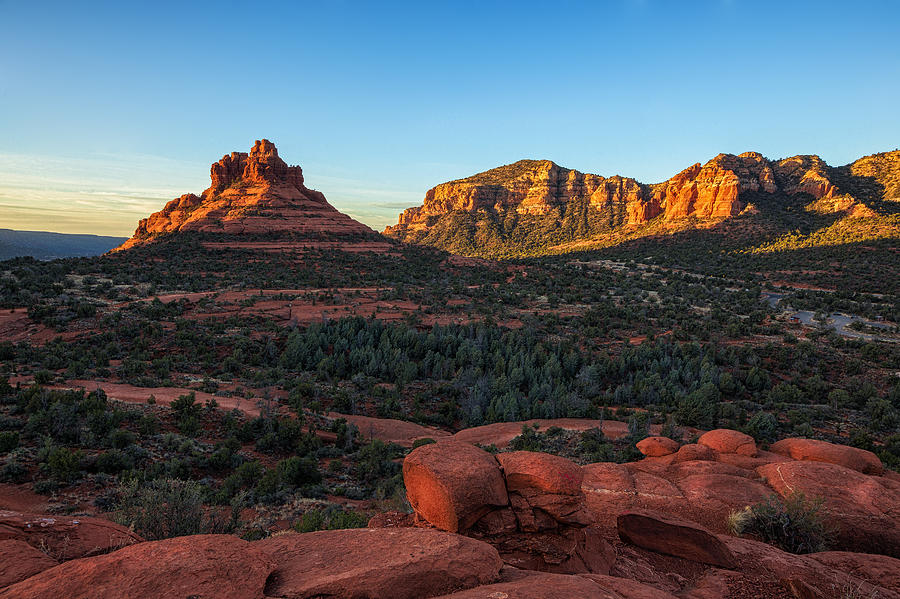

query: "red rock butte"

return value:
[116, 139, 372, 250]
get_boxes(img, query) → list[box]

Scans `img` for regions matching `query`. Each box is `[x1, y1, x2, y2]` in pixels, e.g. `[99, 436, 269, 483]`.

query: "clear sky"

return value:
[1, 0, 899, 236]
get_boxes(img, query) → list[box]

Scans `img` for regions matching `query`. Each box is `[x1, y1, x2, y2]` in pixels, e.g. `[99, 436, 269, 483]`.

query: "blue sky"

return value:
[1, 0, 899, 235]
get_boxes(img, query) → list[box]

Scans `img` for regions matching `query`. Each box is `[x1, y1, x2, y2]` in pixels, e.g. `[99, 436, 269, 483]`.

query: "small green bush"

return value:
[44, 447, 83, 482]
[293, 506, 368, 533]
[114, 478, 233, 540]
[728, 491, 831, 554]
[0, 431, 19, 453]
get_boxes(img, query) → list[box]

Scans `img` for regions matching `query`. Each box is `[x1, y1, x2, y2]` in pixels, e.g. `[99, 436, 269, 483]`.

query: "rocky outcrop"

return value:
[116, 139, 372, 250]
[403, 442, 613, 575]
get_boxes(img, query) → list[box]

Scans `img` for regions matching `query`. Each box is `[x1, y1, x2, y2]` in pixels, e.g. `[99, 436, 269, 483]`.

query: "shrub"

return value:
[114, 478, 226, 540]
[728, 492, 831, 554]
[744, 411, 779, 442]
[0, 431, 19, 453]
[293, 506, 368, 533]
[44, 447, 83, 482]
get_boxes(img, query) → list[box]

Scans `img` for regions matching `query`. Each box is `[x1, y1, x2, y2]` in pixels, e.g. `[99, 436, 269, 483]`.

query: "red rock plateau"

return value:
[116, 139, 373, 250]
[385, 151, 890, 241]
[6, 428, 899, 598]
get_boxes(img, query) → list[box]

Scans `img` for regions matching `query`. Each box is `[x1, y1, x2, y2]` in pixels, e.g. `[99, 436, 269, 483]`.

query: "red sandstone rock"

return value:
[697, 429, 757, 456]
[808, 551, 900, 593]
[0, 534, 274, 599]
[432, 570, 679, 598]
[256, 528, 502, 599]
[769, 437, 883, 475]
[636, 436, 679, 457]
[757, 461, 900, 556]
[671, 443, 716, 463]
[0, 510, 142, 561]
[721, 535, 897, 599]
[116, 139, 372, 250]
[675, 473, 771, 522]
[0, 539, 57, 588]
[403, 440, 508, 532]
[497, 451, 584, 495]
[617, 510, 737, 568]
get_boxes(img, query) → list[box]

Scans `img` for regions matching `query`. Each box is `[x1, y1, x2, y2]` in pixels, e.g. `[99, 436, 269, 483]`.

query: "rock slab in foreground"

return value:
[0, 510, 142, 561]
[616, 510, 737, 568]
[256, 527, 503, 599]
[0, 534, 274, 599]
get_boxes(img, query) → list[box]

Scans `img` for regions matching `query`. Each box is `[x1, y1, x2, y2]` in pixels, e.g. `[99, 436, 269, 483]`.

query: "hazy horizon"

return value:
[2, 0, 899, 236]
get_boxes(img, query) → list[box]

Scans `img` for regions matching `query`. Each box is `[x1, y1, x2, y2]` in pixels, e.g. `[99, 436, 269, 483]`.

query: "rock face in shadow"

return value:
[616, 510, 736, 568]
[116, 139, 372, 250]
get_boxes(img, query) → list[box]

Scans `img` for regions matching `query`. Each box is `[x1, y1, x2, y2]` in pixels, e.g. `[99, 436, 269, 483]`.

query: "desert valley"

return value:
[3, 2, 900, 596]
[0, 138, 899, 598]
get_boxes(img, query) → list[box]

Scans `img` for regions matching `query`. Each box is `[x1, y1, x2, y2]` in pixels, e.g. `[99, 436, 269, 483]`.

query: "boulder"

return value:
[697, 429, 757, 457]
[757, 461, 900, 557]
[497, 451, 583, 495]
[0, 534, 274, 599]
[0, 539, 57, 588]
[257, 528, 502, 599]
[808, 551, 900, 593]
[0, 510, 142, 561]
[497, 452, 591, 527]
[403, 440, 508, 532]
[636, 436, 679, 457]
[616, 510, 737, 568]
[769, 438, 883, 475]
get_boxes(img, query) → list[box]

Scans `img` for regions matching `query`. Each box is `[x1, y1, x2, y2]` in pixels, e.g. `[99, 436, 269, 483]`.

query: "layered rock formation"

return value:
[385, 150, 897, 257]
[117, 140, 372, 250]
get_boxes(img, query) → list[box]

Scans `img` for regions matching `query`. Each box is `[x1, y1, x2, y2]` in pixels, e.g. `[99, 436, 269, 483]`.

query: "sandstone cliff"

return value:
[384, 150, 894, 256]
[117, 140, 372, 250]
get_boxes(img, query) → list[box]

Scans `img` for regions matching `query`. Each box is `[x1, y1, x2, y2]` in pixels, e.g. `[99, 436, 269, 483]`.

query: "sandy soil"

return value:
[0, 484, 53, 512]
[58, 381, 265, 417]
[450, 418, 666, 448]
[326, 412, 450, 447]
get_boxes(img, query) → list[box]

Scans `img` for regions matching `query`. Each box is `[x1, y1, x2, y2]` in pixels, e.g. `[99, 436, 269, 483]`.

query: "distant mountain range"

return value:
[0, 229, 127, 260]
[384, 150, 900, 258]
